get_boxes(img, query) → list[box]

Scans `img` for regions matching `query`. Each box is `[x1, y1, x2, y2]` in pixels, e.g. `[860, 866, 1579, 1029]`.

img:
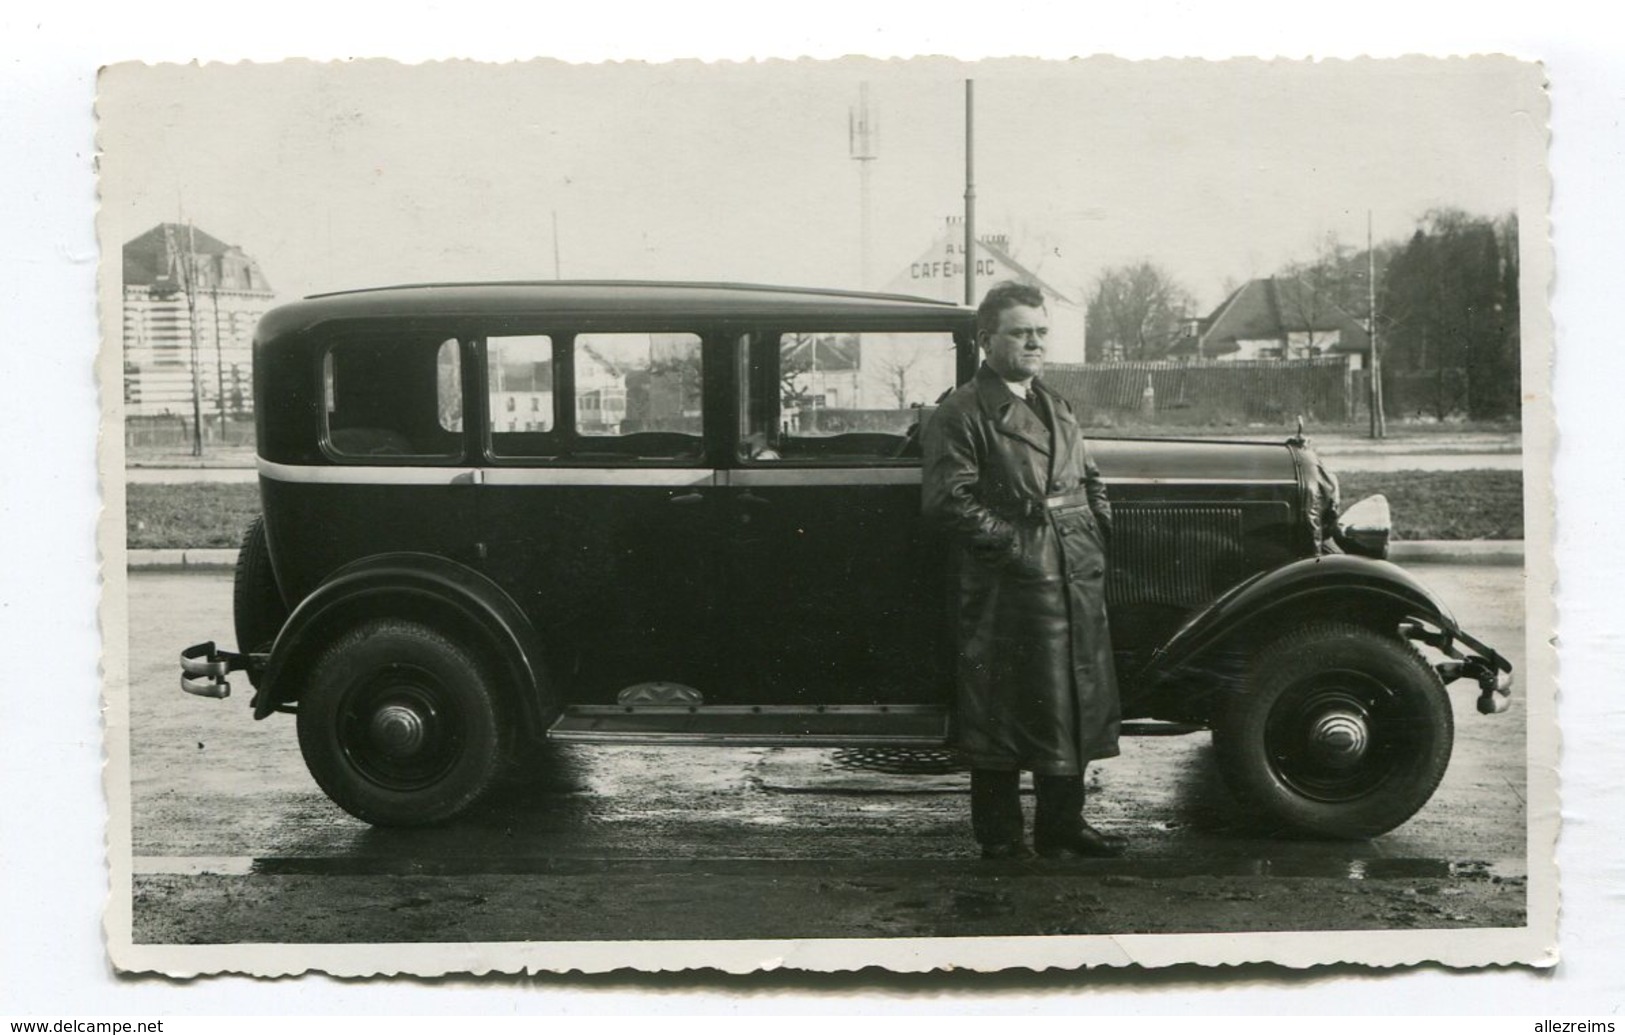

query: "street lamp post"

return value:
[1367, 210, 1385, 439]
[964, 79, 976, 306]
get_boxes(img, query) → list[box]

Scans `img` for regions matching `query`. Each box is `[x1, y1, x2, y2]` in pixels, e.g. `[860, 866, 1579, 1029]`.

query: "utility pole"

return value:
[849, 82, 878, 290]
[211, 282, 227, 436]
[552, 209, 562, 280]
[964, 79, 976, 306]
[166, 222, 206, 457]
[1367, 210, 1385, 439]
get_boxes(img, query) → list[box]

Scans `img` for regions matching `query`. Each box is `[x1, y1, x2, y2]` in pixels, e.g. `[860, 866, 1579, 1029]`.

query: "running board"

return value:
[547, 705, 949, 747]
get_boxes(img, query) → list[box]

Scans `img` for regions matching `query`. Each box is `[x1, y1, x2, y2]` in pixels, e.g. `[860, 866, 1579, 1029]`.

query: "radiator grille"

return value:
[1106, 504, 1246, 609]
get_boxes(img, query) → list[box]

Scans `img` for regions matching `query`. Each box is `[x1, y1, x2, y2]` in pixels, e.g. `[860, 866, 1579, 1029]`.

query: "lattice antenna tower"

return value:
[849, 82, 879, 290]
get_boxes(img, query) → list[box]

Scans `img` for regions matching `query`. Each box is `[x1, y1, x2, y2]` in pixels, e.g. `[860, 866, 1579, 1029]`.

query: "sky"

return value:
[99, 56, 1540, 313]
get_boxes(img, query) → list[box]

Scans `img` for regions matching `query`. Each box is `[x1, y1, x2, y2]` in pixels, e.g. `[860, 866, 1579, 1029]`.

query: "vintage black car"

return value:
[180, 281, 1512, 837]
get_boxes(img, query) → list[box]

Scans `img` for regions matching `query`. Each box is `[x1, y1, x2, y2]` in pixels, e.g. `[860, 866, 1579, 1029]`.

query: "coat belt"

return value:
[1006, 488, 1093, 522]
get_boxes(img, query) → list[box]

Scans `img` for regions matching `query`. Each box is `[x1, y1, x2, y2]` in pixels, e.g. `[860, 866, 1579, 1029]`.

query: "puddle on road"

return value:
[1241, 858, 1520, 880]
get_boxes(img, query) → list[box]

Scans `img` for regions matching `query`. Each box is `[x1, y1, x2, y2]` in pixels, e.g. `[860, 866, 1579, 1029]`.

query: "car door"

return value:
[474, 329, 723, 704]
[718, 326, 967, 706]
[263, 331, 484, 604]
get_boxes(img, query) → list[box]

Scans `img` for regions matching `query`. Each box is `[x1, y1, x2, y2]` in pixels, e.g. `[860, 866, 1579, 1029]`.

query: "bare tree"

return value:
[1277, 233, 1352, 353]
[779, 339, 813, 409]
[870, 337, 933, 408]
[1279, 231, 1402, 352]
[1085, 261, 1197, 361]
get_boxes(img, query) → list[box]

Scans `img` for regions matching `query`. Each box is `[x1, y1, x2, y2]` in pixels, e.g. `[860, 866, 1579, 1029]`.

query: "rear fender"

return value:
[1141, 554, 1469, 687]
[253, 552, 557, 739]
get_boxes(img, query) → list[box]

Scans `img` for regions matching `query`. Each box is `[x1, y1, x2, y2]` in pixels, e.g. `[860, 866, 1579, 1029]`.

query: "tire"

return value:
[1213, 621, 1454, 839]
[296, 619, 506, 826]
[232, 517, 287, 654]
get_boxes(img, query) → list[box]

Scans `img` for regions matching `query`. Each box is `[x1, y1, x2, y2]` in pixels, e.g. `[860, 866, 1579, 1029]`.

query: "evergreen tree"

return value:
[1378, 209, 1520, 420]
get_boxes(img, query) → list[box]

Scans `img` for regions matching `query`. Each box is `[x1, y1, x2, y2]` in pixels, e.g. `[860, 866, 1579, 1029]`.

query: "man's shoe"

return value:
[1036, 824, 1128, 859]
[979, 840, 1036, 860]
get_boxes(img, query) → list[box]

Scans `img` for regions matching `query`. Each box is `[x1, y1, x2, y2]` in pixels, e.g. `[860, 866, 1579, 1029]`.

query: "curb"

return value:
[126, 548, 240, 570]
[127, 541, 1525, 571]
[1389, 540, 1524, 566]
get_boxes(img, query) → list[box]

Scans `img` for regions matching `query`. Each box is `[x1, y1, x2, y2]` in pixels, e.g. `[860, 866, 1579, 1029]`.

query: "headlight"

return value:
[1335, 494, 1391, 559]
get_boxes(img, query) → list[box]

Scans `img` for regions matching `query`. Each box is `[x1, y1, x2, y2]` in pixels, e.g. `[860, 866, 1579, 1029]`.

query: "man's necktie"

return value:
[1025, 387, 1053, 433]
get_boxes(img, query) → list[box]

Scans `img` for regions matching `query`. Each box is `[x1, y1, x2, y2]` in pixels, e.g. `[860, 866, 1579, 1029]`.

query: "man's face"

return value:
[981, 303, 1049, 382]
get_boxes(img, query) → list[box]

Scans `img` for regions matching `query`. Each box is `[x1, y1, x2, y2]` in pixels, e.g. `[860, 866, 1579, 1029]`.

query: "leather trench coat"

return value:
[922, 364, 1121, 775]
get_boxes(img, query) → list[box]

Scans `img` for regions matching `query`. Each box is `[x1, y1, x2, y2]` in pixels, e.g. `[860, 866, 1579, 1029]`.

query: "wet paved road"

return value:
[124, 563, 1531, 944]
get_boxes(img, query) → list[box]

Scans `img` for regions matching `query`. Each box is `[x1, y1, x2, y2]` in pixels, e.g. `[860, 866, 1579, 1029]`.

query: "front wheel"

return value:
[297, 619, 505, 826]
[1214, 621, 1453, 839]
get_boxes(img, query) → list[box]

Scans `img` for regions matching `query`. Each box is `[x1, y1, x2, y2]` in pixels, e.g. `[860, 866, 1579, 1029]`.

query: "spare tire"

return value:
[233, 516, 287, 658]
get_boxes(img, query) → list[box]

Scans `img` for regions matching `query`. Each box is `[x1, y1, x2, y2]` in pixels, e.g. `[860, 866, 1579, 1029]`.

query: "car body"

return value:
[181, 281, 1513, 835]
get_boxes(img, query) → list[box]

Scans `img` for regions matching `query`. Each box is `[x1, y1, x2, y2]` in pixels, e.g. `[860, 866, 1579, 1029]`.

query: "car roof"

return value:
[260, 281, 974, 337]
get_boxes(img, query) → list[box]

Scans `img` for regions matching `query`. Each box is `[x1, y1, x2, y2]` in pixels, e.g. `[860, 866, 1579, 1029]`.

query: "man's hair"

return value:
[976, 280, 1047, 336]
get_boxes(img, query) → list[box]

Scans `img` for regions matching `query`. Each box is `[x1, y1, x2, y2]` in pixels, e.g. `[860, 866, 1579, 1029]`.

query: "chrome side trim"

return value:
[257, 457, 1300, 490]
[258, 458, 717, 487]
[257, 458, 475, 485]
[728, 468, 922, 487]
[1105, 477, 1298, 486]
[482, 468, 717, 488]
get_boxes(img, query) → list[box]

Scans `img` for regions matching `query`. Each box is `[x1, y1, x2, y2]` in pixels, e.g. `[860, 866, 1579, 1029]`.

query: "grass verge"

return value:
[127, 469, 1525, 551]
[127, 483, 264, 550]
[1338, 470, 1523, 541]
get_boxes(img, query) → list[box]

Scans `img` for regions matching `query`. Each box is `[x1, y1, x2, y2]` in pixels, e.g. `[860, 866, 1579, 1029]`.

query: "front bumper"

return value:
[1402, 622, 1515, 714]
[180, 641, 264, 700]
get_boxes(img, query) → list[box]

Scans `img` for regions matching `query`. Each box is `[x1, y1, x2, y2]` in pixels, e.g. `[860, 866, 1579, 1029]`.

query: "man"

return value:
[922, 280, 1126, 860]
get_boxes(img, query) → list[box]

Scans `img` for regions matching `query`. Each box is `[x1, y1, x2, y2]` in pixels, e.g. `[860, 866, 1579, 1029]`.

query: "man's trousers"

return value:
[970, 768, 1085, 847]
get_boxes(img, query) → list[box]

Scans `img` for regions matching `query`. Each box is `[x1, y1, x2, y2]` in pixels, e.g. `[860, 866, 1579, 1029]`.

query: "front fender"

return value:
[253, 552, 557, 739]
[1141, 554, 1459, 685]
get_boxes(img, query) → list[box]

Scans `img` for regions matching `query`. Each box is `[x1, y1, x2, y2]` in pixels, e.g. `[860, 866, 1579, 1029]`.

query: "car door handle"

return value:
[739, 490, 771, 507]
[668, 491, 705, 506]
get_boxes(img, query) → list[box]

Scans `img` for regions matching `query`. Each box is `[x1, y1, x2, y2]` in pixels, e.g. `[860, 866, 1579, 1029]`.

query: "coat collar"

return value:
[974, 363, 1052, 456]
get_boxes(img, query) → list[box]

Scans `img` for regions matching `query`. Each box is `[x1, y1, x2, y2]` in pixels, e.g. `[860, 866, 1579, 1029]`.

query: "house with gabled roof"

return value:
[1196, 276, 1371, 368]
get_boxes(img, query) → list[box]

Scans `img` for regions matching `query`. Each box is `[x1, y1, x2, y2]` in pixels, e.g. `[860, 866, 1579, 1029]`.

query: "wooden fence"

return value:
[124, 414, 257, 448]
[1042, 358, 1357, 428]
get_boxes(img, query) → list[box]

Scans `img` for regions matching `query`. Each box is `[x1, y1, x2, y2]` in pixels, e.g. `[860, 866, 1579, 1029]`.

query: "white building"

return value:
[122, 224, 276, 420]
[883, 218, 1088, 364]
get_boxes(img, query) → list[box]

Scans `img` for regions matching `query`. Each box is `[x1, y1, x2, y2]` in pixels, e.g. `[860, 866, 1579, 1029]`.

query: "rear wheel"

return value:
[1214, 621, 1453, 839]
[297, 619, 505, 826]
[232, 516, 286, 654]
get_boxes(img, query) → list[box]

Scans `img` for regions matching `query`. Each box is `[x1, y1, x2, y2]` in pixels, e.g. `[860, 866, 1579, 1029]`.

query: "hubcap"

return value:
[1264, 670, 1413, 804]
[1308, 708, 1369, 768]
[371, 703, 428, 757]
[337, 665, 462, 792]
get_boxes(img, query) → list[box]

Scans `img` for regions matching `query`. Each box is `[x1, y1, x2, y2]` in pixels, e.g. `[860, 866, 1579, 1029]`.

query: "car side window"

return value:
[738, 330, 958, 462]
[571, 332, 703, 459]
[487, 334, 558, 458]
[324, 336, 464, 460]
